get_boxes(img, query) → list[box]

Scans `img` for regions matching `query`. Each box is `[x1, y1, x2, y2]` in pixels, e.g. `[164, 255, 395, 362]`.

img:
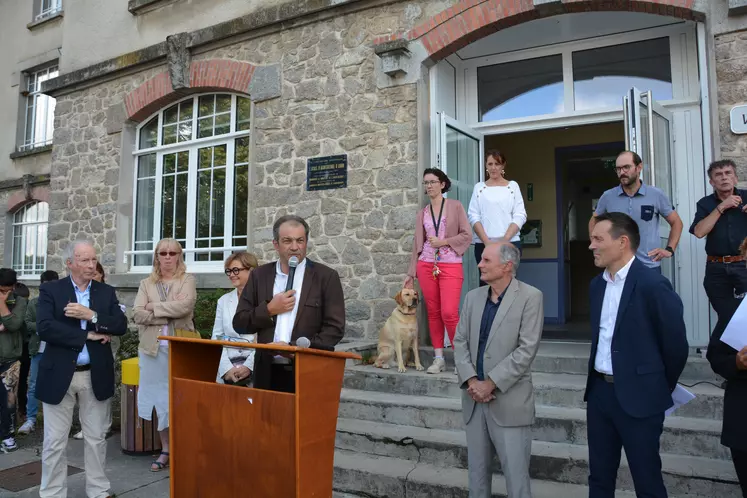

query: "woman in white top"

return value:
[468, 150, 527, 285]
[211, 252, 259, 386]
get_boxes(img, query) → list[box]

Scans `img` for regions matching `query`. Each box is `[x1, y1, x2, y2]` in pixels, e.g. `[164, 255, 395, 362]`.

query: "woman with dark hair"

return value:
[404, 168, 472, 374]
[468, 150, 527, 285]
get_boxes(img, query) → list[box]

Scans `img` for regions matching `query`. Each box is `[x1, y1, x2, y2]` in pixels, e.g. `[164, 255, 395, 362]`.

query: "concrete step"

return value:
[334, 419, 740, 497]
[338, 389, 729, 461]
[342, 365, 725, 420]
[333, 449, 641, 498]
[413, 343, 721, 382]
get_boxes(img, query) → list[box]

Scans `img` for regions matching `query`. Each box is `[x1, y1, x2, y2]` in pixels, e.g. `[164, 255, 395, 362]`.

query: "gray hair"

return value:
[498, 243, 520, 275]
[63, 239, 95, 265]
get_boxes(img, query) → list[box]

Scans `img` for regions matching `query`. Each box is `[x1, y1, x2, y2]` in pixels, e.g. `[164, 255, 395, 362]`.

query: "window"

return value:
[36, 0, 62, 21]
[22, 66, 58, 151]
[132, 93, 251, 270]
[12, 202, 49, 277]
[477, 55, 564, 121]
[573, 37, 672, 110]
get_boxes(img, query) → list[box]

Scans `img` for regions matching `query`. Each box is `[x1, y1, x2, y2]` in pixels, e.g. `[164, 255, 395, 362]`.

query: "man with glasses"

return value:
[589, 150, 683, 273]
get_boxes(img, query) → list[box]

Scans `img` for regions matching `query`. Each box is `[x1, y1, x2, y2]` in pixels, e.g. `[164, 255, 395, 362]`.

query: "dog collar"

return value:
[397, 308, 417, 316]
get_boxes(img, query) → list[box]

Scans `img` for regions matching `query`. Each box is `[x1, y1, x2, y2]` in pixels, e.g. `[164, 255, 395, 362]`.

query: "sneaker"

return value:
[427, 357, 446, 374]
[17, 420, 35, 435]
[73, 430, 83, 440]
[1, 437, 18, 453]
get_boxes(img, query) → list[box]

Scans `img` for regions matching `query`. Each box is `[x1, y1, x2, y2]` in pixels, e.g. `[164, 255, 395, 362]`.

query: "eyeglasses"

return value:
[422, 180, 441, 186]
[614, 164, 635, 174]
[224, 267, 249, 276]
[158, 251, 179, 257]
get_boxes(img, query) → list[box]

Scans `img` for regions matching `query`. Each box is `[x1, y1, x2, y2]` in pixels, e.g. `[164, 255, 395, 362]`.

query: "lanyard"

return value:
[430, 200, 444, 238]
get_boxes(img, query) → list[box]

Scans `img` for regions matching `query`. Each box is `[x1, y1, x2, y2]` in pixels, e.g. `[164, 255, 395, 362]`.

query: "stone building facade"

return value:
[0, 0, 741, 343]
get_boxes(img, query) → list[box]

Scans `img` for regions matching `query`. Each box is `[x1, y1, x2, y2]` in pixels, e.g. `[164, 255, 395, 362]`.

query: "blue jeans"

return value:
[26, 353, 41, 421]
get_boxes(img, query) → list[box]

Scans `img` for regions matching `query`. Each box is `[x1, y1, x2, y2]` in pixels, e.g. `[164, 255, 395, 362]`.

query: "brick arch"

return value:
[124, 59, 256, 122]
[7, 188, 50, 213]
[375, 0, 705, 63]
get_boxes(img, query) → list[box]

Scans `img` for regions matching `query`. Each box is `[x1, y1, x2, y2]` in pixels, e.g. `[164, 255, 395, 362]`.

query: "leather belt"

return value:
[75, 364, 91, 372]
[707, 255, 745, 264]
[594, 370, 614, 383]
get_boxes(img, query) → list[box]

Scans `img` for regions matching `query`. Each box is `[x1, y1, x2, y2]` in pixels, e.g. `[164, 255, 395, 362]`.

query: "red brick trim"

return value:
[7, 187, 50, 213]
[124, 59, 256, 122]
[374, 0, 703, 62]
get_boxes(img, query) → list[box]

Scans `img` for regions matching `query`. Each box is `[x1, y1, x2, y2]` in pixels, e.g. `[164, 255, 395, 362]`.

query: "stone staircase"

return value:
[331, 341, 740, 497]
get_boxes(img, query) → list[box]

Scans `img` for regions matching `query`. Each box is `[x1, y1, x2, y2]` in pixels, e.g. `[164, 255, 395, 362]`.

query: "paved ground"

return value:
[0, 433, 170, 497]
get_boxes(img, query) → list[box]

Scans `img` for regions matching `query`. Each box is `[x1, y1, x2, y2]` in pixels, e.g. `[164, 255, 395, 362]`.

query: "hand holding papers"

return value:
[721, 297, 747, 352]
[666, 384, 696, 417]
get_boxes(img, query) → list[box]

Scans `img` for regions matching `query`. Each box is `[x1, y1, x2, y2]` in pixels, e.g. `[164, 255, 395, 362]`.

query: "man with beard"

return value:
[589, 150, 683, 273]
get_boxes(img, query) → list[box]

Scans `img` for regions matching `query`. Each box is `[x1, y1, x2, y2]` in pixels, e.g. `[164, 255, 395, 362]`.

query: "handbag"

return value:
[155, 280, 200, 340]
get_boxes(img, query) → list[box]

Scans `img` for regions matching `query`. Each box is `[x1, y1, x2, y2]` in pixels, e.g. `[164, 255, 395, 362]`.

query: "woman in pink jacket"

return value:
[404, 168, 472, 374]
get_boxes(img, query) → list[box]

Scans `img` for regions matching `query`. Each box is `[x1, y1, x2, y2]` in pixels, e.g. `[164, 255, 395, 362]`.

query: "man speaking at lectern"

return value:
[234, 215, 345, 393]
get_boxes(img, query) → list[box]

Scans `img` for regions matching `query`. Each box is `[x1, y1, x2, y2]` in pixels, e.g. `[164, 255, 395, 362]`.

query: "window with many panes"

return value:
[36, 0, 62, 21]
[132, 93, 251, 270]
[12, 202, 49, 277]
[22, 66, 58, 151]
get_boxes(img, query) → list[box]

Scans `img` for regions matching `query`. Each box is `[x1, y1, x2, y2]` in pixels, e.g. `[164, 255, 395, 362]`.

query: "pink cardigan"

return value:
[407, 198, 473, 277]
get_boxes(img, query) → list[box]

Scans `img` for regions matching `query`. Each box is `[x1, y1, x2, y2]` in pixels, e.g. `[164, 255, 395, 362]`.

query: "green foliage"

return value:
[193, 288, 231, 339]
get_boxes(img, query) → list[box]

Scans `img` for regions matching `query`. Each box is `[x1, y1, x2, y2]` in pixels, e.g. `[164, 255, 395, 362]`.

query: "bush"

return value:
[193, 288, 231, 338]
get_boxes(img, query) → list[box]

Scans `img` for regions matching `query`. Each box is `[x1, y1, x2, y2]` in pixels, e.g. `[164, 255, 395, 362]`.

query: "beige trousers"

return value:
[40, 370, 110, 498]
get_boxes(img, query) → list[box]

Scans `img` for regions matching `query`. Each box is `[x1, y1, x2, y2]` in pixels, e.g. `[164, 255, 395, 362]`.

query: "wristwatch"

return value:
[91, 312, 98, 324]
[665, 246, 674, 255]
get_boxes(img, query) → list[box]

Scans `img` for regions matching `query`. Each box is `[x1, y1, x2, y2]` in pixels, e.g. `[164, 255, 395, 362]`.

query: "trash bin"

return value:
[120, 357, 162, 454]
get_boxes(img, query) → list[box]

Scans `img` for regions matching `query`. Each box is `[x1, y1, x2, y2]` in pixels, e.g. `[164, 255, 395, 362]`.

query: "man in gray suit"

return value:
[454, 242, 544, 498]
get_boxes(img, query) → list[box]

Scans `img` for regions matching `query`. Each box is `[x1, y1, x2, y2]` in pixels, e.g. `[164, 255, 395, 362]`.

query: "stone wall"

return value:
[45, 1, 449, 339]
[716, 29, 747, 177]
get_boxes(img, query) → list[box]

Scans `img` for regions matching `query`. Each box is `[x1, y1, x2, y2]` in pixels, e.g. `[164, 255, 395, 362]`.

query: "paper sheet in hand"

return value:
[665, 384, 695, 417]
[721, 297, 747, 351]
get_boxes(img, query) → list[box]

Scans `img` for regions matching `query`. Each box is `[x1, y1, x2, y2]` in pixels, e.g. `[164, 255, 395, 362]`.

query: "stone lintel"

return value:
[729, 0, 747, 17]
[0, 174, 50, 192]
[41, 0, 376, 97]
[166, 32, 193, 91]
[106, 102, 128, 135]
[248, 64, 282, 102]
[373, 38, 409, 56]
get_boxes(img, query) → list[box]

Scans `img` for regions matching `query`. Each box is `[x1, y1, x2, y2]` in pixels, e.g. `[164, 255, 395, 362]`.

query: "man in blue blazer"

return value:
[586, 212, 689, 498]
[36, 240, 127, 498]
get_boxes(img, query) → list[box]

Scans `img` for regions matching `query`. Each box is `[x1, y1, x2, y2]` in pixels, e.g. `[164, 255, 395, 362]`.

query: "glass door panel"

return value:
[438, 112, 484, 306]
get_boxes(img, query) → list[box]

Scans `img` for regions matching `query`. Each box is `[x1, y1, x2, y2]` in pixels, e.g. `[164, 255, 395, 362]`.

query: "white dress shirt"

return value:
[273, 258, 307, 343]
[72, 279, 92, 366]
[594, 256, 636, 375]
[211, 289, 256, 383]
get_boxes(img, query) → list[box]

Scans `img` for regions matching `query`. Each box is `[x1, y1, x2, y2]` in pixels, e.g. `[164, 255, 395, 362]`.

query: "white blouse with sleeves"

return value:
[211, 289, 257, 383]
[467, 180, 527, 244]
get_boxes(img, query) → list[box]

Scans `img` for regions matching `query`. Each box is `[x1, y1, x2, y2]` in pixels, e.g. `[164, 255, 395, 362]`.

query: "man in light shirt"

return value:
[586, 212, 688, 498]
[234, 215, 345, 393]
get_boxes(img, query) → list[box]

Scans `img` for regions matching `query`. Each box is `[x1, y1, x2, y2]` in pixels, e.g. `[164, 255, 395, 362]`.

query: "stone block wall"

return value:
[45, 1, 446, 339]
[716, 29, 747, 177]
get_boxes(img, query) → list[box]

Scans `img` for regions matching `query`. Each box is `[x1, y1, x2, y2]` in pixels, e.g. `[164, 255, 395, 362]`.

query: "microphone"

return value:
[293, 336, 335, 352]
[285, 256, 299, 292]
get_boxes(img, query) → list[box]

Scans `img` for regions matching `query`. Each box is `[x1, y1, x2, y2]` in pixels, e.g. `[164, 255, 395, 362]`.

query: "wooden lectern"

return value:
[163, 337, 360, 498]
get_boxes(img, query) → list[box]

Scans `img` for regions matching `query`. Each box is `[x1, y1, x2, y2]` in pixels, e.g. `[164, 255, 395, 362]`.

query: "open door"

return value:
[437, 112, 484, 303]
[623, 88, 676, 286]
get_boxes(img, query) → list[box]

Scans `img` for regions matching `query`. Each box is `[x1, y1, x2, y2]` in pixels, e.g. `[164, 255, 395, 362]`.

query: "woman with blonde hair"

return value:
[211, 252, 259, 386]
[133, 239, 196, 472]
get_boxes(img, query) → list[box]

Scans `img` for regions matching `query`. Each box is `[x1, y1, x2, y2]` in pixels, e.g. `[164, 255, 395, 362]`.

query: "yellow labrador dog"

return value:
[374, 289, 423, 373]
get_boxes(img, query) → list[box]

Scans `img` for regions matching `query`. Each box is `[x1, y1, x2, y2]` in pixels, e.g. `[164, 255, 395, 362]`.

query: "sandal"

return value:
[150, 451, 169, 472]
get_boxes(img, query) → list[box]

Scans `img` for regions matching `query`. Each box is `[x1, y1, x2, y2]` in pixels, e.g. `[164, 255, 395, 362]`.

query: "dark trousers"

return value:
[17, 341, 29, 418]
[704, 261, 747, 321]
[474, 241, 523, 287]
[270, 363, 295, 394]
[733, 448, 747, 497]
[587, 376, 667, 498]
[0, 361, 19, 440]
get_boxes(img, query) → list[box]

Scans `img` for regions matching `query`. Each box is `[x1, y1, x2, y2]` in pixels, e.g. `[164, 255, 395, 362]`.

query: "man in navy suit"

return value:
[37, 240, 127, 498]
[586, 212, 689, 498]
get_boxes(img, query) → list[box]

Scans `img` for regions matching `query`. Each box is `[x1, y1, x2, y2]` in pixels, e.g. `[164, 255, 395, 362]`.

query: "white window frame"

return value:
[449, 22, 699, 134]
[12, 202, 49, 279]
[129, 93, 252, 274]
[21, 65, 59, 151]
[36, 0, 62, 21]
